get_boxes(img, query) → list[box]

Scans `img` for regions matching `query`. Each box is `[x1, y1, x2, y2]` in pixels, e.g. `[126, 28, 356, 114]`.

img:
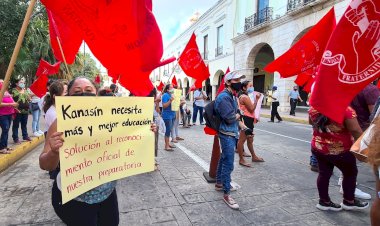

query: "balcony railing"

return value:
[287, 0, 316, 11]
[215, 46, 223, 57]
[244, 7, 273, 32]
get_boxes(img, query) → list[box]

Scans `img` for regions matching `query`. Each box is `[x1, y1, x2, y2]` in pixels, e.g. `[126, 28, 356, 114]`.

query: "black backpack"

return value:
[203, 100, 221, 131]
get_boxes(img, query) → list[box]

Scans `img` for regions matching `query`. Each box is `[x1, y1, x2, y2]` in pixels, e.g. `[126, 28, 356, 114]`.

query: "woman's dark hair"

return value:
[312, 114, 331, 133]
[238, 80, 250, 97]
[147, 88, 157, 98]
[43, 81, 64, 113]
[67, 76, 97, 93]
[163, 84, 171, 94]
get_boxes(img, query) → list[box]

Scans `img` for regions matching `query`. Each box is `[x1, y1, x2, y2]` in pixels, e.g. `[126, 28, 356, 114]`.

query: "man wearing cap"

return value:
[214, 71, 253, 210]
[268, 86, 283, 123]
[288, 86, 303, 116]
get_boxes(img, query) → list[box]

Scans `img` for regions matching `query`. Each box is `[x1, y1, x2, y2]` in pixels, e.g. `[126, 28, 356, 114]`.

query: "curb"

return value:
[260, 113, 309, 125]
[0, 136, 44, 173]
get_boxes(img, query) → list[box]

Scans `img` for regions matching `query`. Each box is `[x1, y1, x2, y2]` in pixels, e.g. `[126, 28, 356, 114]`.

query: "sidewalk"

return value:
[187, 101, 309, 125]
[0, 115, 44, 172]
[259, 107, 309, 124]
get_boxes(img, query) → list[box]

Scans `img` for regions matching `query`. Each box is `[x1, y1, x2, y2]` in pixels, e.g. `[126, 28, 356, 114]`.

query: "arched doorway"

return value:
[291, 27, 312, 106]
[213, 70, 225, 92]
[184, 77, 190, 100]
[205, 78, 212, 99]
[247, 43, 275, 97]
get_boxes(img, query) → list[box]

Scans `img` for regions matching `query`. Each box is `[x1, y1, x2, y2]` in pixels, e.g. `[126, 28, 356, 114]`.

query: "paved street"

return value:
[0, 119, 374, 225]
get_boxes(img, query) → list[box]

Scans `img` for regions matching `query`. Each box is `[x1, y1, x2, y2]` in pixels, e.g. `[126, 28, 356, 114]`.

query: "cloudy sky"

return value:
[153, 0, 217, 46]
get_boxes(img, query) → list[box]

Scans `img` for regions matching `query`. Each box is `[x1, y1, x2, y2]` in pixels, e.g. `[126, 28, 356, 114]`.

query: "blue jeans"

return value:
[216, 133, 237, 194]
[32, 109, 41, 132]
[164, 118, 175, 138]
[192, 104, 204, 124]
[0, 115, 12, 149]
[12, 113, 29, 141]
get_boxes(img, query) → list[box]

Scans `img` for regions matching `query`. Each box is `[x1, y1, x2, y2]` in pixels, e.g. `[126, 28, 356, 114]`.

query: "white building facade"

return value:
[233, 0, 350, 111]
[152, 0, 352, 111]
[151, 0, 236, 101]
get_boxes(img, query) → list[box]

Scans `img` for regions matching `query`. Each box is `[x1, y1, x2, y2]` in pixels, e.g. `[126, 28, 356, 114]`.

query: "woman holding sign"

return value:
[162, 84, 176, 151]
[40, 77, 119, 226]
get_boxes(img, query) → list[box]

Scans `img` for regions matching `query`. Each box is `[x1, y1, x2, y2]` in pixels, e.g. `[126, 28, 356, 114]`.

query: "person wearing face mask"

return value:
[0, 80, 18, 154]
[192, 87, 207, 125]
[39, 77, 157, 226]
[236, 81, 263, 167]
[268, 86, 282, 123]
[11, 77, 31, 144]
[214, 71, 252, 210]
[161, 84, 176, 151]
[288, 86, 303, 116]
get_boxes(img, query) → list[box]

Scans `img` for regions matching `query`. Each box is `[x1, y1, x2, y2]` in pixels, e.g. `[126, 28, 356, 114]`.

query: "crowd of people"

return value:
[0, 73, 378, 225]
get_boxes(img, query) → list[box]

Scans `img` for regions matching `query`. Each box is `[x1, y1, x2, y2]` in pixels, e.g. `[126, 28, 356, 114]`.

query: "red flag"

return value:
[311, 0, 380, 123]
[47, 10, 82, 64]
[264, 8, 336, 78]
[188, 80, 203, 94]
[216, 67, 230, 96]
[94, 75, 101, 84]
[157, 81, 164, 91]
[171, 76, 178, 87]
[29, 76, 49, 98]
[178, 33, 210, 81]
[41, 0, 164, 96]
[36, 59, 61, 77]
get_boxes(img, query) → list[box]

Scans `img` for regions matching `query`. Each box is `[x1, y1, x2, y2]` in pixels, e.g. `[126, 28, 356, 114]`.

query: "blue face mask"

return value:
[247, 87, 254, 94]
[18, 83, 25, 89]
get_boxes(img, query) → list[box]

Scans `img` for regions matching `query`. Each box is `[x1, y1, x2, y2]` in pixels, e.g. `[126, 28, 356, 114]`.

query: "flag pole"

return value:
[56, 37, 73, 80]
[0, 0, 37, 100]
[167, 61, 179, 84]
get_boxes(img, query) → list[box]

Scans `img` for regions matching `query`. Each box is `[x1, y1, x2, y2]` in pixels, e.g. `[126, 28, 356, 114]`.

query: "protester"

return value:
[43, 80, 68, 135]
[236, 81, 263, 167]
[11, 78, 31, 143]
[38, 79, 54, 118]
[180, 96, 191, 128]
[366, 111, 380, 225]
[337, 84, 380, 200]
[161, 84, 176, 151]
[268, 86, 282, 123]
[29, 89, 43, 137]
[309, 106, 369, 211]
[39, 77, 156, 225]
[192, 88, 207, 125]
[110, 83, 119, 96]
[171, 87, 184, 143]
[288, 86, 303, 116]
[214, 72, 253, 210]
[0, 80, 18, 154]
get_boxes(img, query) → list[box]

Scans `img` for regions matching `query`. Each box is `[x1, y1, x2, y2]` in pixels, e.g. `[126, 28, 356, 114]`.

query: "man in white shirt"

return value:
[192, 88, 207, 125]
[268, 86, 282, 123]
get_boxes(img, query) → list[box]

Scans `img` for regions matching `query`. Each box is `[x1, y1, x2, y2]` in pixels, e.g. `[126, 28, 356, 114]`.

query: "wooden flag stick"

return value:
[56, 37, 72, 80]
[0, 0, 37, 100]
[167, 62, 179, 84]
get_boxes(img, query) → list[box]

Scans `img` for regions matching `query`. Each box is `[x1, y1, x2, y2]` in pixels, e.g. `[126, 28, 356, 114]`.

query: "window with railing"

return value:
[244, 7, 273, 31]
[215, 46, 223, 57]
[287, 0, 316, 11]
[216, 25, 224, 56]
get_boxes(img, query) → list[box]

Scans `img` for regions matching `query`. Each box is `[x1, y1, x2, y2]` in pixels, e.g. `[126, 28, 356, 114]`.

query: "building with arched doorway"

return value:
[150, 0, 236, 101]
[233, 0, 350, 112]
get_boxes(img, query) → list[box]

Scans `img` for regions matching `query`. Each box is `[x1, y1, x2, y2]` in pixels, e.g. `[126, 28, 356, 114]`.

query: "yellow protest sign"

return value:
[55, 97, 154, 204]
[171, 89, 182, 111]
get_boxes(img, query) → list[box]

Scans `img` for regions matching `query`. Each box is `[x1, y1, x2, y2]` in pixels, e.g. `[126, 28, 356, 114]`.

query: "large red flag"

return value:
[216, 67, 230, 96]
[178, 33, 210, 81]
[171, 75, 178, 87]
[35, 59, 61, 77]
[264, 8, 336, 78]
[29, 76, 49, 98]
[188, 79, 203, 94]
[41, 0, 165, 96]
[47, 10, 82, 64]
[311, 0, 380, 123]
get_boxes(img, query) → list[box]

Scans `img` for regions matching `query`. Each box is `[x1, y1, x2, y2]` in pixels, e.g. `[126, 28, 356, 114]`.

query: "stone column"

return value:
[211, 85, 217, 101]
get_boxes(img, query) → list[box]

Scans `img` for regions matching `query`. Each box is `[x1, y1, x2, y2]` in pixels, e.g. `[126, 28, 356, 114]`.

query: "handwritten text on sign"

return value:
[56, 97, 154, 204]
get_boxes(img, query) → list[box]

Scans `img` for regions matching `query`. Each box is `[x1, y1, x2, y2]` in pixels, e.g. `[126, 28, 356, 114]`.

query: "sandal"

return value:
[243, 153, 251, 157]
[239, 161, 251, 167]
[6, 147, 13, 151]
[171, 140, 178, 143]
[169, 144, 176, 148]
[176, 137, 184, 141]
[252, 157, 265, 162]
[164, 148, 174, 152]
[0, 149, 11, 154]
